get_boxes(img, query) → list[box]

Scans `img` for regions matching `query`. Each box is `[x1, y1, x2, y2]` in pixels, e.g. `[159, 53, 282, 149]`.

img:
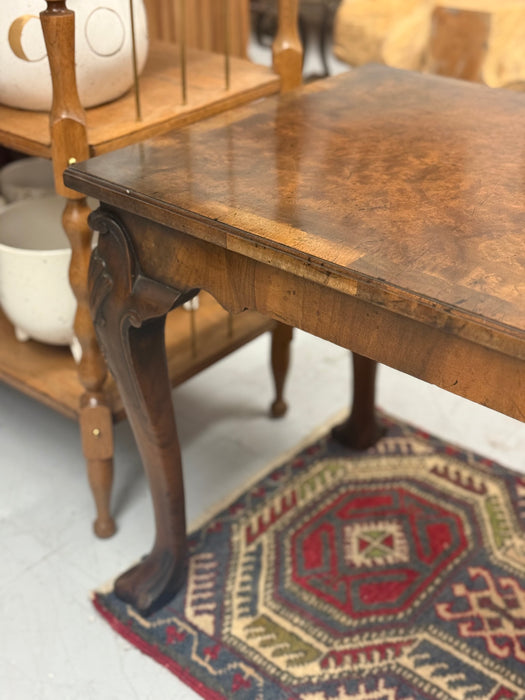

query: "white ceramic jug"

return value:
[0, 0, 148, 111]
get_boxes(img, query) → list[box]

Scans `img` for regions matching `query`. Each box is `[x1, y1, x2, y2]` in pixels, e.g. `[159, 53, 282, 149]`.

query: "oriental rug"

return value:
[93, 413, 525, 699]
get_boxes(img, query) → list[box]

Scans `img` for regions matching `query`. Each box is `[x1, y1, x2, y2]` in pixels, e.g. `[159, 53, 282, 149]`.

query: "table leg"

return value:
[332, 352, 385, 449]
[88, 208, 198, 616]
[270, 323, 293, 417]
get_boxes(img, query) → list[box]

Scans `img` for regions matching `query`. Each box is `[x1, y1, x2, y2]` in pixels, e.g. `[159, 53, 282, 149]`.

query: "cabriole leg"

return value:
[89, 207, 198, 615]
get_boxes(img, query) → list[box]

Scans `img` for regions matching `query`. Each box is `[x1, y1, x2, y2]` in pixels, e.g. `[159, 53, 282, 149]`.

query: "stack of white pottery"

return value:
[0, 1, 149, 360]
[0, 158, 81, 360]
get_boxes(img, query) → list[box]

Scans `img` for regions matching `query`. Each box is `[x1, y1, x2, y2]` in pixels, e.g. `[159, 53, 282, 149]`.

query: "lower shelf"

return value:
[0, 292, 274, 422]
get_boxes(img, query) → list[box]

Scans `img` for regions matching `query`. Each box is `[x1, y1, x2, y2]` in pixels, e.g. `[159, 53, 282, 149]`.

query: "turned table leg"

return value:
[332, 352, 384, 449]
[270, 322, 293, 417]
[89, 208, 198, 615]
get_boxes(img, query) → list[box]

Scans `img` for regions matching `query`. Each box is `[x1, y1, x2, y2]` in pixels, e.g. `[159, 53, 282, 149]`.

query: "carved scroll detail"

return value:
[88, 207, 198, 364]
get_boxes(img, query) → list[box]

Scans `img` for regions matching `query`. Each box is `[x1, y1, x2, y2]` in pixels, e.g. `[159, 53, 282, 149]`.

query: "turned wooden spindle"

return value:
[40, 0, 116, 538]
[273, 0, 303, 92]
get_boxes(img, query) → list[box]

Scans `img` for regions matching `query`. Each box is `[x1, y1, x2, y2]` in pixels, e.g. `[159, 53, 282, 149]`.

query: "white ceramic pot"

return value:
[1, 0, 148, 111]
[0, 157, 55, 202]
[0, 195, 80, 359]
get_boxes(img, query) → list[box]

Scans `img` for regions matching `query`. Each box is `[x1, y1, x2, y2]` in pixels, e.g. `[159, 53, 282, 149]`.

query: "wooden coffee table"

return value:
[65, 65, 525, 616]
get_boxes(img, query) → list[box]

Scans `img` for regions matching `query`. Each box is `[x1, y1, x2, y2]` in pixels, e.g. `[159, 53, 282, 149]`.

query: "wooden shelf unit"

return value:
[0, 0, 302, 538]
[0, 43, 281, 159]
[0, 294, 274, 423]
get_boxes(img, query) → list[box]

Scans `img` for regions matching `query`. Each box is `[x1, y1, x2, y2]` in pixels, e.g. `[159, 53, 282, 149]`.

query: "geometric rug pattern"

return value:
[93, 414, 525, 699]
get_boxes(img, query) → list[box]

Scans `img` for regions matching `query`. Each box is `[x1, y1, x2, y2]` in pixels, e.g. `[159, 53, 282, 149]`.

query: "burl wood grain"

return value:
[68, 66, 525, 362]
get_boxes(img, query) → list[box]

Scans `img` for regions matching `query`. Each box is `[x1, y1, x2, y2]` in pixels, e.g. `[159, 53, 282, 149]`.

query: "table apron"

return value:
[119, 209, 525, 423]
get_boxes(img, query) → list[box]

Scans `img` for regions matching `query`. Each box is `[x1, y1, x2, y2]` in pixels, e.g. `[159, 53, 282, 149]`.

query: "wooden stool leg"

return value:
[40, 5, 115, 536]
[79, 392, 115, 539]
[63, 198, 116, 537]
[270, 323, 293, 417]
[86, 459, 114, 536]
[332, 352, 384, 449]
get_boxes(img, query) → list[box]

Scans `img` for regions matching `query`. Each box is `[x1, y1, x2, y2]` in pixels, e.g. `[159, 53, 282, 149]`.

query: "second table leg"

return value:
[332, 353, 384, 449]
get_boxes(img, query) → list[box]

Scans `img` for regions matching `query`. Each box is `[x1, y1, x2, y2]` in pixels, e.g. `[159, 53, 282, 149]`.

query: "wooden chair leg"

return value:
[40, 6, 116, 537]
[63, 197, 116, 537]
[332, 352, 385, 449]
[270, 322, 293, 417]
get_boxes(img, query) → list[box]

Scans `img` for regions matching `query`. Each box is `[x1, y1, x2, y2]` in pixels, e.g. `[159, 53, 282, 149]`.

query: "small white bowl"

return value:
[0, 195, 80, 360]
[0, 157, 55, 203]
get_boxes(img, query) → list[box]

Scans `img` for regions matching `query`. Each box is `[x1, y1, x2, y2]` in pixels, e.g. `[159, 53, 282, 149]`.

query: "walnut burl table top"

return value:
[67, 65, 525, 421]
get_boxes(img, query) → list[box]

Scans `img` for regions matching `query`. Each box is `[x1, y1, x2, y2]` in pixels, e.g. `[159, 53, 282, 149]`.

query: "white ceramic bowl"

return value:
[0, 157, 55, 202]
[0, 195, 79, 358]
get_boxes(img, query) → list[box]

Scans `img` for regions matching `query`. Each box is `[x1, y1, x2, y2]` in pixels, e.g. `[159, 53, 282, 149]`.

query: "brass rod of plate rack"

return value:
[180, 0, 187, 104]
[129, 0, 142, 120]
[224, 0, 231, 90]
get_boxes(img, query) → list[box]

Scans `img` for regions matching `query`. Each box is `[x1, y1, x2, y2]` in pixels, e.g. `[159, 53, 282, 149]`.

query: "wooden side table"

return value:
[66, 65, 525, 614]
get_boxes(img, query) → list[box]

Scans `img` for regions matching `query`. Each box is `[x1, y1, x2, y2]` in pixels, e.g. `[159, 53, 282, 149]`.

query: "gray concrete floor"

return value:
[1, 329, 524, 698]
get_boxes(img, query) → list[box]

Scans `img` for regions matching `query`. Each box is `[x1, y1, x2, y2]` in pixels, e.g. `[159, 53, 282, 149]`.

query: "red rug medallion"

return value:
[93, 414, 525, 698]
